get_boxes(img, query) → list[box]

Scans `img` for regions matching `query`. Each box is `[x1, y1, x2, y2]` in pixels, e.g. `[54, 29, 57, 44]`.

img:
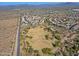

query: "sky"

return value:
[0, 2, 52, 5]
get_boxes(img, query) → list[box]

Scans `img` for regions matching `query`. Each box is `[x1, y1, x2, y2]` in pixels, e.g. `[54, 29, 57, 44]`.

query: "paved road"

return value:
[15, 16, 21, 56]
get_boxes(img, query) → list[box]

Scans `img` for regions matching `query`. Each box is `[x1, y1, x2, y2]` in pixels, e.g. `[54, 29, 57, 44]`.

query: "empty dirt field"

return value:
[20, 25, 54, 56]
[0, 17, 18, 56]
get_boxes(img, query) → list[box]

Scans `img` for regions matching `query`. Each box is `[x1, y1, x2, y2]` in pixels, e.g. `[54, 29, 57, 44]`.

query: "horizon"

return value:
[0, 2, 52, 6]
[0, 2, 79, 7]
[0, 2, 74, 6]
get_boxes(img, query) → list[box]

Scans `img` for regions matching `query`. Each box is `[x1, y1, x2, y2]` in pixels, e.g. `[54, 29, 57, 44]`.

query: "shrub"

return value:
[28, 46, 33, 53]
[34, 50, 40, 56]
[52, 43, 56, 47]
[42, 48, 52, 54]
[26, 41, 30, 47]
[45, 35, 49, 40]
[26, 35, 32, 39]
[54, 34, 61, 40]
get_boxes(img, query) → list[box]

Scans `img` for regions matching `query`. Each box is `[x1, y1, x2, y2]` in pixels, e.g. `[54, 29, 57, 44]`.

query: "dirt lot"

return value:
[26, 26, 53, 49]
[0, 17, 18, 56]
[20, 25, 54, 56]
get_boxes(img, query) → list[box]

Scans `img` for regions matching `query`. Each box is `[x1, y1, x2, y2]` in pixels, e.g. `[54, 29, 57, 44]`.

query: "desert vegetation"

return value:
[20, 8, 79, 56]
